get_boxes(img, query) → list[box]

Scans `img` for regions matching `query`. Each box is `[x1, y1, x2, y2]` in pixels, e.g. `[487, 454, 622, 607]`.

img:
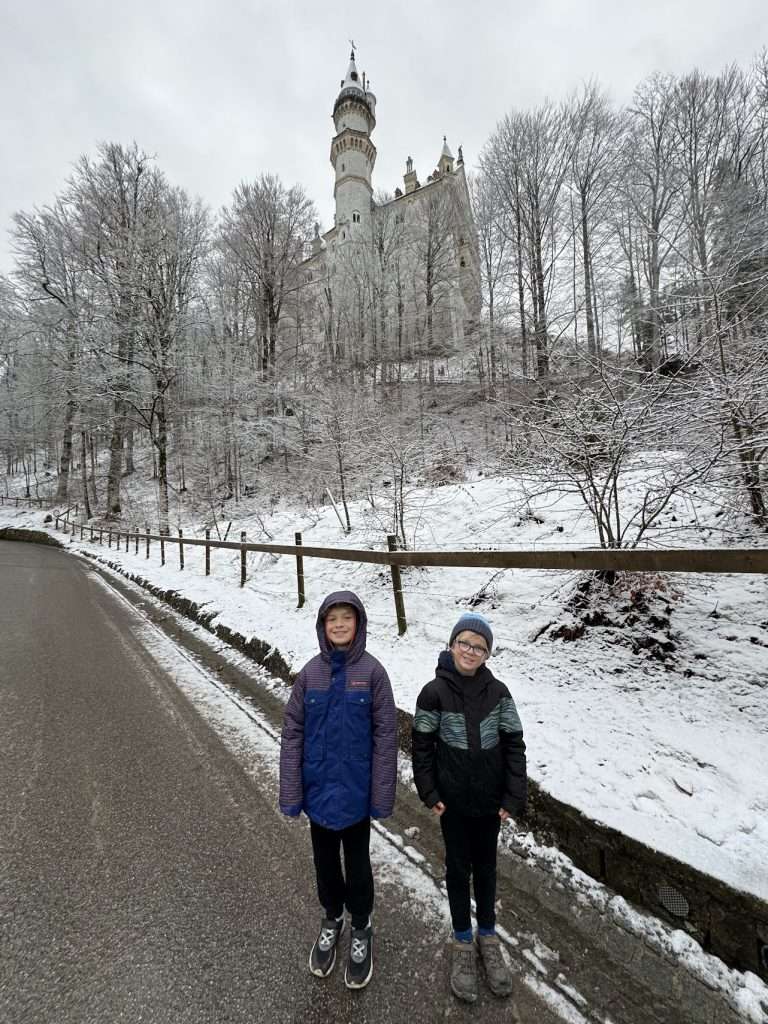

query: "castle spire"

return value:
[342, 47, 361, 88]
[438, 136, 455, 175]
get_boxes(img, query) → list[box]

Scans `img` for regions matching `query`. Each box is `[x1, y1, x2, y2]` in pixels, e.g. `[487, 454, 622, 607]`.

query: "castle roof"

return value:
[334, 49, 376, 120]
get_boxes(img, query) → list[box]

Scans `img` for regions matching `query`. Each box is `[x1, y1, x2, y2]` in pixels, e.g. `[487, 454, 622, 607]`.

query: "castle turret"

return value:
[438, 136, 455, 176]
[330, 50, 377, 243]
[403, 155, 419, 194]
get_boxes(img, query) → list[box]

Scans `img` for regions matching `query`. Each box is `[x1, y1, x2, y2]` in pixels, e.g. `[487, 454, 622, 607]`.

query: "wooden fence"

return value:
[52, 515, 768, 636]
[0, 495, 45, 508]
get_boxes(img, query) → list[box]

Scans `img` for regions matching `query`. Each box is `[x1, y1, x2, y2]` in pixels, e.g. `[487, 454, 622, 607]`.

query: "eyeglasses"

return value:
[455, 639, 489, 657]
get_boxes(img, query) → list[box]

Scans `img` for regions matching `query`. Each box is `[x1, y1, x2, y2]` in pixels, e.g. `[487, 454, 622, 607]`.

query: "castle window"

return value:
[460, 258, 466, 268]
[352, 212, 360, 223]
[341, 163, 345, 172]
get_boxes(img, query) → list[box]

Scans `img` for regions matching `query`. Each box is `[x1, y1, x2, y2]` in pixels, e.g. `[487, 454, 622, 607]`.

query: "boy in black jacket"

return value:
[412, 612, 526, 1004]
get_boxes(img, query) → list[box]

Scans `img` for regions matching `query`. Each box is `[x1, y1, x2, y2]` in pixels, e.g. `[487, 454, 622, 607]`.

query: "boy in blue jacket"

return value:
[279, 591, 397, 989]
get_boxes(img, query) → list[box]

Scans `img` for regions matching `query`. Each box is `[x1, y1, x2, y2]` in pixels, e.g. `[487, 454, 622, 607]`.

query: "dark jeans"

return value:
[440, 810, 501, 933]
[309, 817, 374, 929]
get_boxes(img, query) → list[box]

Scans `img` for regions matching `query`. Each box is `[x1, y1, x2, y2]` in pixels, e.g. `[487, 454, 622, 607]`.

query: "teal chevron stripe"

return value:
[439, 711, 468, 750]
[479, 707, 501, 750]
[499, 697, 523, 733]
[414, 708, 440, 733]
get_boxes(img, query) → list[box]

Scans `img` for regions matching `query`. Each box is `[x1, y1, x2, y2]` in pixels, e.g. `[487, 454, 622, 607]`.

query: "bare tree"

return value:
[220, 175, 316, 380]
[623, 74, 683, 369]
[483, 102, 572, 377]
[568, 82, 623, 361]
[66, 142, 166, 517]
[506, 361, 725, 549]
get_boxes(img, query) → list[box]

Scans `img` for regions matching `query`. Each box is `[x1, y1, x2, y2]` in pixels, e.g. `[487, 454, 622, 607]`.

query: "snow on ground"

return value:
[2, 467, 767, 908]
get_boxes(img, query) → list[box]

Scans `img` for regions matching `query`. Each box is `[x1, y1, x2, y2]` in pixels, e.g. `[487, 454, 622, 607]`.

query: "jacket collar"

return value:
[436, 648, 493, 695]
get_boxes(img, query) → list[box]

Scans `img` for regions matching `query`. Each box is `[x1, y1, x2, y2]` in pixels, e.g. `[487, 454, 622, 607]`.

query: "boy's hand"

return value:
[499, 808, 511, 822]
[432, 801, 446, 816]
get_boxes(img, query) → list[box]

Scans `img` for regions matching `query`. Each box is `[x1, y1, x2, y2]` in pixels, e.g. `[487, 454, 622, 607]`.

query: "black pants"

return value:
[440, 810, 501, 933]
[309, 817, 374, 929]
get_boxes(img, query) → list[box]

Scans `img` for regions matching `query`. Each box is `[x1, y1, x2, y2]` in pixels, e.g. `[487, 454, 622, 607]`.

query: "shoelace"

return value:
[481, 943, 504, 967]
[455, 946, 476, 975]
[318, 927, 338, 951]
[350, 936, 368, 963]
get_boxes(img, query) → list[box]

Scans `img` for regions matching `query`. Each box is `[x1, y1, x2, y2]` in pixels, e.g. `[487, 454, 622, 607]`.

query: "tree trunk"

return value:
[581, 192, 596, 359]
[156, 394, 170, 536]
[516, 201, 528, 377]
[105, 397, 126, 517]
[54, 397, 77, 503]
[80, 431, 92, 519]
[88, 433, 99, 507]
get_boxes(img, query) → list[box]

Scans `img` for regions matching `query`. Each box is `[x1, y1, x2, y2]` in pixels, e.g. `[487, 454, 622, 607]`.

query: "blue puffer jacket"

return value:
[279, 591, 397, 830]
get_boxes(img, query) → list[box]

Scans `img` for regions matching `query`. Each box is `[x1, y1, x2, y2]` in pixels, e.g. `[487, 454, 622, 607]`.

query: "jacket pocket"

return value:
[304, 690, 329, 761]
[345, 690, 372, 761]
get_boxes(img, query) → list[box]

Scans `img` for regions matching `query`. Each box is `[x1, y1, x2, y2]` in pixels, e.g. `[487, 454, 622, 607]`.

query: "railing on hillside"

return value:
[0, 495, 45, 508]
[52, 514, 768, 635]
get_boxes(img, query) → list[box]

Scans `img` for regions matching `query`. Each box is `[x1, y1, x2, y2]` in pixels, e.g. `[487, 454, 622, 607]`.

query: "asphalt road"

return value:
[0, 541, 566, 1024]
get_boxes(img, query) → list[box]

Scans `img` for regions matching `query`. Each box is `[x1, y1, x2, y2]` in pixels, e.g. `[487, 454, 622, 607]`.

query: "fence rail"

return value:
[52, 514, 768, 634]
[0, 495, 45, 508]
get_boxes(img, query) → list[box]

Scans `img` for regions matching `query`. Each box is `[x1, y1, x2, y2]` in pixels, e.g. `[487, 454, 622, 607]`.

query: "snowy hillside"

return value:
[4, 467, 766, 905]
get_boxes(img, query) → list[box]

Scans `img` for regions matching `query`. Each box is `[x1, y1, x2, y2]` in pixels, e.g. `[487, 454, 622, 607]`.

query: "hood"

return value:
[436, 648, 493, 697]
[316, 590, 368, 664]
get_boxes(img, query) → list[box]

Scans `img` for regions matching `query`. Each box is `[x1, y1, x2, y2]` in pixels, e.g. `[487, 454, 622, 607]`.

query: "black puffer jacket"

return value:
[412, 651, 527, 817]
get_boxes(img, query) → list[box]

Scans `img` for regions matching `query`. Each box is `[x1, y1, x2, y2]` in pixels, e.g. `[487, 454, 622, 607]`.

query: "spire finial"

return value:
[349, 39, 356, 59]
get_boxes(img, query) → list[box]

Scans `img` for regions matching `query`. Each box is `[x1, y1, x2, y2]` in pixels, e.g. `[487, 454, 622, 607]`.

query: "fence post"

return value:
[178, 529, 184, 570]
[99, 528, 103, 545]
[160, 535, 165, 566]
[55, 516, 59, 530]
[205, 529, 211, 576]
[240, 531, 247, 587]
[295, 531, 305, 608]
[134, 527, 139, 556]
[387, 534, 408, 636]
[90, 524, 94, 541]
[80, 524, 84, 540]
[145, 526, 150, 559]
[125, 530, 129, 553]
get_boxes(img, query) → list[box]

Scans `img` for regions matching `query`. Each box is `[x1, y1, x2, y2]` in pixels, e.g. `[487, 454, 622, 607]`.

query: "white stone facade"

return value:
[301, 51, 481, 371]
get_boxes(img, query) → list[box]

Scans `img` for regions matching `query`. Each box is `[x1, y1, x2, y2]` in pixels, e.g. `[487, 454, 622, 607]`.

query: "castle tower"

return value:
[330, 50, 377, 243]
[438, 137, 455, 176]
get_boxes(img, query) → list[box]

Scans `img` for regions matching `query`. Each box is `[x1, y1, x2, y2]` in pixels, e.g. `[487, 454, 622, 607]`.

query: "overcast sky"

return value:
[1, 0, 765, 274]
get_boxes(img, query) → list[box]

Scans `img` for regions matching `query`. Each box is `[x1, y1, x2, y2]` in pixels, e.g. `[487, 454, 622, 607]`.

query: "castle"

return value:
[299, 50, 481, 379]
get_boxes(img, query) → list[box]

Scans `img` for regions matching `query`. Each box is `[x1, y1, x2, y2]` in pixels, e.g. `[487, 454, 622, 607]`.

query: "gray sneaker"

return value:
[309, 916, 345, 977]
[450, 940, 478, 1003]
[477, 933, 514, 997]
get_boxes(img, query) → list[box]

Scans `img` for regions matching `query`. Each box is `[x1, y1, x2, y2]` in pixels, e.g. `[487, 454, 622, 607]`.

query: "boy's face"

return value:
[324, 604, 357, 649]
[451, 629, 490, 675]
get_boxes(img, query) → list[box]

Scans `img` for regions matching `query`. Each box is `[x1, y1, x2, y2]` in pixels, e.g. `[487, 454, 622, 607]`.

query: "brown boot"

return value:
[477, 933, 514, 997]
[449, 940, 478, 1003]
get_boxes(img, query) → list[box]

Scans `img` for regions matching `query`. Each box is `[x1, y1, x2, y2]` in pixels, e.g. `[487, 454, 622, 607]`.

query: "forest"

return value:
[1, 53, 767, 547]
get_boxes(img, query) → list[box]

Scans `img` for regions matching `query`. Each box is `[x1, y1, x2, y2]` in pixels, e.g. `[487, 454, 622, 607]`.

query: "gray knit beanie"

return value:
[449, 612, 493, 654]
